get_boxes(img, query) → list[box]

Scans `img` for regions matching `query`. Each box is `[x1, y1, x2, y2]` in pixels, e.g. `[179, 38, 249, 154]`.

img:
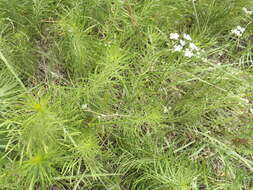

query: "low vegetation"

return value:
[0, 0, 253, 189]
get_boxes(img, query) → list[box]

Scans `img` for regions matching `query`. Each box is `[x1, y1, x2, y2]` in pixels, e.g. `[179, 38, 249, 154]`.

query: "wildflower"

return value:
[184, 49, 194, 58]
[237, 26, 245, 33]
[183, 33, 192, 41]
[242, 7, 253, 15]
[170, 32, 201, 58]
[170, 33, 179, 40]
[231, 28, 242, 36]
[163, 106, 169, 113]
[173, 45, 183, 52]
[180, 40, 186, 46]
[189, 42, 199, 51]
[231, 26, 245, 37]
[163, 106, 171, 114]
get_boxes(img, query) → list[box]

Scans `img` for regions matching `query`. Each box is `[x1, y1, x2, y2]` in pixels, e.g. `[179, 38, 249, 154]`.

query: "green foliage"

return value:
[0, 0, 253, 189]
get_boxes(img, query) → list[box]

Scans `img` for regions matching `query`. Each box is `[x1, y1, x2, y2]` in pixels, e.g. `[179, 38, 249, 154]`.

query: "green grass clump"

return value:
[0, 0, 253, 189]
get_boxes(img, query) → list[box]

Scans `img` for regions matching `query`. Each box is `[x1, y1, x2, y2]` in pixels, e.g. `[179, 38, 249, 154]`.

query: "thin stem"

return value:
[0, 51, 28, 92]
[192, 0, 200, 31]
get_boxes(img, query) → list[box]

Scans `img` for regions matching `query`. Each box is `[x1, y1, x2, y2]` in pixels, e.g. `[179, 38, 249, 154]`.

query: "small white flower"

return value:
[189, 42, 199, 51]
[184, 49, 194, 58]
[231, 28, 242, 37]
[170, 33, 179, 40]
[163, 106, 171, 113]
[242, 7, 253, 15]
[236, 26, 245, 33]
[173, 45, 183, 52]
[231, 26, 245, 37]
[183, 33, 192, 41]
[180, 40, 186, 46]
[163, 106, 169, 113]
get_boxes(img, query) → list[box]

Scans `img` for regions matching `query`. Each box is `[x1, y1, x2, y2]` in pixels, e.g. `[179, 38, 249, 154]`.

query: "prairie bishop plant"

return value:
[0, 0, 253, 189]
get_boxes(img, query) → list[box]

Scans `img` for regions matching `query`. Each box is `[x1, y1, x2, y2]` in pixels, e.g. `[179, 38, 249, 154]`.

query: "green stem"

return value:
[0, 51, 28, 92]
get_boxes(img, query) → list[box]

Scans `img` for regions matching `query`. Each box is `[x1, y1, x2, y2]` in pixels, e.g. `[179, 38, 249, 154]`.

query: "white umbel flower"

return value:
[163, 106, 172, 114]
[173, 45, 183, 52]
[189, 42, 199, 51]
[180, 40, 186, 46]
[231, 26, 245, 37]
[242, 7, 253, 15]
[170, 32, 201, 58]
[231, 29, 242, 36]
[163, 106, 169, 114]
[236, 26, 245, 33]
[170, 33, 179, 40]
[184, 49, 194, 58]
[183, 33, 192, 41]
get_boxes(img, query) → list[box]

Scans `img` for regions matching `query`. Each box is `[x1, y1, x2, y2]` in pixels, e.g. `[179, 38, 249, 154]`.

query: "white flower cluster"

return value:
[242, 7, 253, 15]
[231, 26, 245, 37]
[169, 33, 200, 58]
